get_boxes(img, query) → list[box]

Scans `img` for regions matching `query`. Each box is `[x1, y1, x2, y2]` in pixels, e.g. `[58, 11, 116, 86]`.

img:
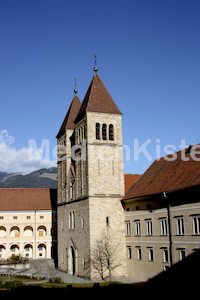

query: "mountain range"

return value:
[0, 167, 57, 188]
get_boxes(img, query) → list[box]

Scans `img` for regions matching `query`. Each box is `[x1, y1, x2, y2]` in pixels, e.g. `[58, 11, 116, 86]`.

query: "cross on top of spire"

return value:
[94, 54, 98, 73]
[74, 77, 78, 94]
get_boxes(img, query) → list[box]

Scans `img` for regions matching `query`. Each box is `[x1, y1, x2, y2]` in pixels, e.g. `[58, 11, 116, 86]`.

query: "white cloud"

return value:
[0, 143, 56, 173]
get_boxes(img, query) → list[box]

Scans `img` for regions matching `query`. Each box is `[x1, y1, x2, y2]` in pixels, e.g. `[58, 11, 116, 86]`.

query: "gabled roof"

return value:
[56, 95, 81, 139]
[74, 74, 122, 123]
[0, 189, 53, 211]
[123, 145, 200, 201]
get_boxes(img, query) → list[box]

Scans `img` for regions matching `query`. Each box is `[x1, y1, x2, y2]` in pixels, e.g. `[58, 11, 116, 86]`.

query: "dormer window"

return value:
[109, 124, 114, 141]
[102, 123, 107, 140]
[96, 123, 100, 139]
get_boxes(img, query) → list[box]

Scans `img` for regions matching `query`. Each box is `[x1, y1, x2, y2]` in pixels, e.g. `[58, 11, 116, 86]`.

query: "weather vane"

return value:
[74, 77, 78, 94]
[94, 54, 98, 73]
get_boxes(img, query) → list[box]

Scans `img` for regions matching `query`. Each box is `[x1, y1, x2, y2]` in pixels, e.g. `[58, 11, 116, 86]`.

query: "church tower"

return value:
[56, 93, 81, 204]
[56, 70, 126, 280]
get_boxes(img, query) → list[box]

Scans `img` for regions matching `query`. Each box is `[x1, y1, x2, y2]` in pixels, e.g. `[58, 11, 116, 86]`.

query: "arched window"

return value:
[72, 211, 75, 229]
[0, 245, 6, 259]
[10, 244, 20, 256]
[37, 225, 47, 237]
[24, 244, 33, 258]
[106, 216, 109, 227]
[10, 226, 20, 237]
[38, 243, 46, 258]
[96, 123, 100, 139]
[109, 124, 114, 141]
[69, 211, 75, 229]
[81, 217, 84, 229]
[24, 226, 33, 237]
[69, 212, 72, 229]
[0, 226, 6, 238]
[102, 123, 107, 140]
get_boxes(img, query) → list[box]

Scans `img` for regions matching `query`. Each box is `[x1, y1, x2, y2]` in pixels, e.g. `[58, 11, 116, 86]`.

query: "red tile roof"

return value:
[123, 145, 200, 201]
[0, 189, 53, 211]
[124, 174, 141, 193]
[56, 95, 81, 138]
[74, 74, 122, 123]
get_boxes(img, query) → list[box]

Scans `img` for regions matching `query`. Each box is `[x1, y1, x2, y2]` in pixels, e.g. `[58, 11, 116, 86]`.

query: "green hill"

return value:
[0, 168, 57, 188]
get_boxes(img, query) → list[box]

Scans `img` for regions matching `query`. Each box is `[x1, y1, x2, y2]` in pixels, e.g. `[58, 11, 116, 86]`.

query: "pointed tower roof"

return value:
[74, 74, 122, 124]
[56, 95, 81, 139]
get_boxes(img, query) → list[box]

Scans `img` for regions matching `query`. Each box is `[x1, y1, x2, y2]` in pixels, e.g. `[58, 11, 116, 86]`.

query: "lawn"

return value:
[0, 274, 122, 289]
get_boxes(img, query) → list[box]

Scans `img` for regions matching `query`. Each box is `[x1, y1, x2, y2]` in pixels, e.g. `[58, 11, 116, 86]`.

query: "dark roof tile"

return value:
[0, 189, 53, 211]
[56, 95, 81, 138]
[123, 145, 200, 200]
[74, 74, 122, 123]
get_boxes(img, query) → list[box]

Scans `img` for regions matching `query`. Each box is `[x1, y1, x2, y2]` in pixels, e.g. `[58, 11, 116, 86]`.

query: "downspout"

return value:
[163, 192, 173, 267]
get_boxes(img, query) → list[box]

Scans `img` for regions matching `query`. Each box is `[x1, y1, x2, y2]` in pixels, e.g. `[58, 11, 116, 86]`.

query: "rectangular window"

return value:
[13, 216, 17, 220]
[136, 246, 142, 260]
[26, 216, 31, 219]
[146, 203, 151, 210]
[148, 247, 154, 261]
[163, 265, 170, 271]
[176, 216, 185, 235]
[160, 218, 168, 235]
[162, 248, 169, 263]
[179, 248, 186, 261]
[126, 221, 131, 236]
[135, 220, 141, 236]
[127, 246, 132, 259]
[193, 216, 200, 235]
[40, 216, 44, 219]
[0, 216, 4, 220]
[146, 219, 153, 236]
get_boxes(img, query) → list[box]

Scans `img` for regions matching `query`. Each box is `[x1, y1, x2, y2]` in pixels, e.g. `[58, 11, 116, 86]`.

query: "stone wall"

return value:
[57, 109, 127, 279]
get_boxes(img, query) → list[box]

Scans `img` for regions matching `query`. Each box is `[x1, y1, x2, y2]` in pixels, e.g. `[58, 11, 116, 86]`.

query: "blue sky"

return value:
[0, 0, 199, 173]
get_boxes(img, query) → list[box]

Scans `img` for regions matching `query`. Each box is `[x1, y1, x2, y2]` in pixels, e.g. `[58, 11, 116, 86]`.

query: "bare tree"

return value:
[89, 228, 122, 281]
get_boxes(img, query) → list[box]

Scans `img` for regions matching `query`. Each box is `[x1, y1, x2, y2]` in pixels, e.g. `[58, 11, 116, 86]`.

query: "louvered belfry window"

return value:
[96, 123, 100, 139]
[102, 123, 107, 140]
[109, 124, 114, 140]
